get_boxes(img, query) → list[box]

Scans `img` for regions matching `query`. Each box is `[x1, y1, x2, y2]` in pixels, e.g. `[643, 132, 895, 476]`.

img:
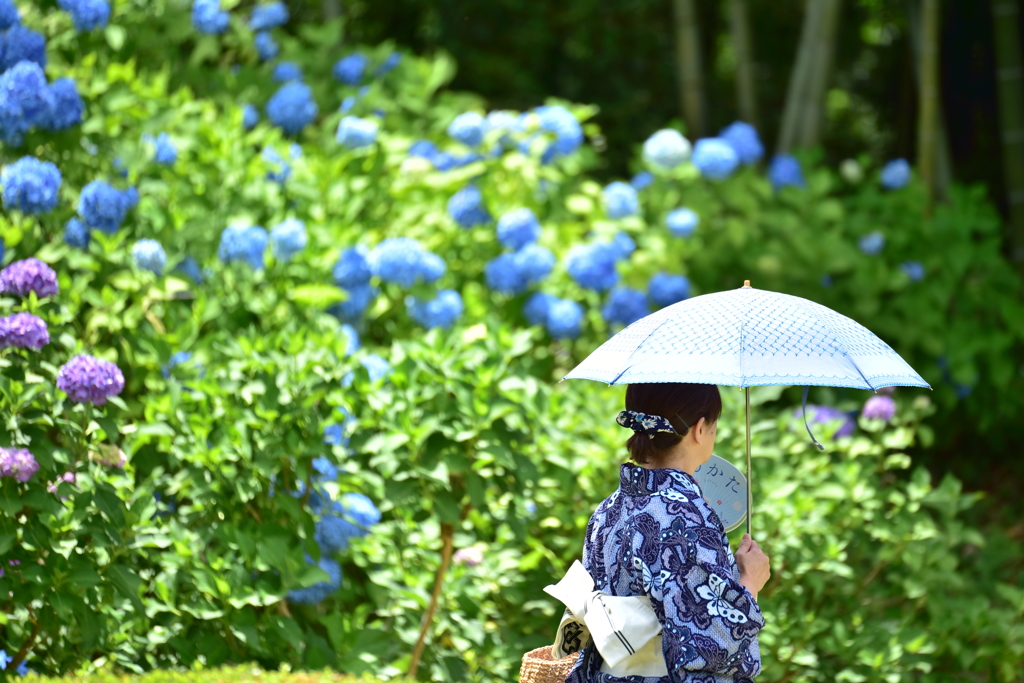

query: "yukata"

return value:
[565, 463, 765, 683]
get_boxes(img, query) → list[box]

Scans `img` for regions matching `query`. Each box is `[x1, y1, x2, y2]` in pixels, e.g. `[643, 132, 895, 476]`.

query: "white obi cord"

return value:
[544, 560, 669, 677]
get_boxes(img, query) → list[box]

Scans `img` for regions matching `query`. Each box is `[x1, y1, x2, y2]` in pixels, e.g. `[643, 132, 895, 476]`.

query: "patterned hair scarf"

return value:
[616, 410, 687, 439]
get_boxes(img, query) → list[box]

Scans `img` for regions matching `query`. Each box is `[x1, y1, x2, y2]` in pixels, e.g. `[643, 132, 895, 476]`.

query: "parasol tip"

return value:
[743, 279, 751, 288]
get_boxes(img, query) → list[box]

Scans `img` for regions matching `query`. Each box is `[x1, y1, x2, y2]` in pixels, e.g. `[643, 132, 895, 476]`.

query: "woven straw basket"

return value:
[518, 646, 580, 683]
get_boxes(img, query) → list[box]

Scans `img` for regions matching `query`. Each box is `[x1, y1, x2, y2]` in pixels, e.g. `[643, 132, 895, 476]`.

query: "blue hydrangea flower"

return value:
[361, 354, 390, 382]
[338, 95, 357, 114]
[42, 78, 84, 131]
[451, 151, 482, 168]
[719, 121, 764, 165]
[64, 217, 89, 249]
[269, 218, 307, 262]
[151, 132, 177, 165]
[287, 556, 342, 604]
[243, 104, 259, 130]
[666, 208, 699, 237]
[0, 0, 19, 30]
[57, 0, 110, 31]
[332, 246, 371, 288]
[642, 129, 691, 169]
[265, 82, 318, 136]
[514, 243, 555, 284]
[448, 185, 492, 228]
[524, 292, 555, 326]
[448, 112, 485, 147]
[191, 0, 229, 34]
[648, 272, 690, 307]
[112, 156, 128, 177]
[611, 232, 635, 260]
[630, 171, 654, 190]
[602, 287, 649, 326]
[132, 239, 166, 275]
[820, 274, 833, 288]
[333, 53, 367, 85]
[768, 154, 806, 190]
[329, 282, 375, 321]
[271, 61, 302, 82]
[545, 298, 583, 339]
[485, 253, 527, 294]
[249, 1, 288, 30]
[262, 146, 290, 183]
[0, 61, 54, 144]
[15, 661, 28, 677]
[254, 31, 278, 61]
[407, 289, 463, 329]
[314, 515, 359, 554]
[339, 325, 359, 356]
[0, 26, 47, 72]
[78, 180, 132, 233]
[368, 238, 445, 287]
[535, 105, 583, 163]
[881, 158, 911, 190]
[409, 139, 437, 158]
[859, 231, 885, 256]
[566, 242, 619, 291]
[1, 156, 61, 215]
[692, 138, 740, 180]
[336, 115, 378, 149]
[496, 208, 541, 250]
[603, 182, 639, 219]
[900, 260, 924, 282]
[218, 224, 268, 269]
[123, 186, 139, 208]
[377, 51, 401, 76]
[176, 255, 203, 284]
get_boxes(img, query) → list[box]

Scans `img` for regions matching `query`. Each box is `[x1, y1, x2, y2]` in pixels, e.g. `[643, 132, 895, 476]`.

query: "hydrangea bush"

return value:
[0, 1, 1022, 681]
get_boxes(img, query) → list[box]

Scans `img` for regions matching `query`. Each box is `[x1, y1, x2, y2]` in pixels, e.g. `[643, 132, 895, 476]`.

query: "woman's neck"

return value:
[639, 442, 703, 475]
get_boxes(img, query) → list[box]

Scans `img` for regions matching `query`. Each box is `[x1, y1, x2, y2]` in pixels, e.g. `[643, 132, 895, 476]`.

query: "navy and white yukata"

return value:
[565, 463, 765, 683]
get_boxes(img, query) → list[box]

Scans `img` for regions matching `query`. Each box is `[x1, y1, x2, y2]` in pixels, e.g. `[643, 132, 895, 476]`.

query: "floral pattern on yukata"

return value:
[565, 464, 765, 683]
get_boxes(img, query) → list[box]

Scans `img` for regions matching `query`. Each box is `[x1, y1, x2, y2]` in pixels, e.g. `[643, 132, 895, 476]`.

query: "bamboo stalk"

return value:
[798, 0, 842, 148]
[672, 0, 705, 136]
[990, 0, 1024, 264]
[906, 0, 953, 201]
[917, 0, 940, 212]
[407, 522, 455, 678]
[777, 0, 820, 153]
[729, 0, 759, 127]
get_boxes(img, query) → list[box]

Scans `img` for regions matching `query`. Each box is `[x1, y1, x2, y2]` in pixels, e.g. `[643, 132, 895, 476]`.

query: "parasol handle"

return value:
[745, 387, 752, 536]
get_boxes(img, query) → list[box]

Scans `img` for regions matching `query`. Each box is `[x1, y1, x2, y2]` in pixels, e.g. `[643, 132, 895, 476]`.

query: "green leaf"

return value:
[106, 564, 145, 614]
[104, 24, 126, 51]
[93, 485, 126, 527]
[287, 284, 346, 307]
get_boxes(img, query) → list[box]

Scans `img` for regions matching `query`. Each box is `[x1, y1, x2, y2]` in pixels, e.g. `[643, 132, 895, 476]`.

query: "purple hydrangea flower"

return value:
[0, 312, 49, 350]
[0, 447, 39, 482]
[1, 156, 62, 215]
[0, 258, 59, 298]
[861, 395, 896, 421]
[56, 354, 125, 405]
[799, 405, 856, 439]
[453, 546, 484, 566]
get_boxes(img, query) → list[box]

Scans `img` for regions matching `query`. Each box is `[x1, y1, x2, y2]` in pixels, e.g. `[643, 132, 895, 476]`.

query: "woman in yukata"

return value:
[563, 382, 771, 682]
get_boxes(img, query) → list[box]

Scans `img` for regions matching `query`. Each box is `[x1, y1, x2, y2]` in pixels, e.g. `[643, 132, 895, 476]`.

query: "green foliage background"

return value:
[1, 1, 1023, 682]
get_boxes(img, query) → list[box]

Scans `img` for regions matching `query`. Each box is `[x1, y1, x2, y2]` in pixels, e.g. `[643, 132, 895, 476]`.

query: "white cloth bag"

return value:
[544, 560, 669, 676]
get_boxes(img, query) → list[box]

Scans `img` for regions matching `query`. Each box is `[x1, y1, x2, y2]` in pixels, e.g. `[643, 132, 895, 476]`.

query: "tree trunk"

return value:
[672, 0, 705, 137]
[906, 0, 953, 201]
[729, 0, 759, 127]
[796, 0, 841, 148]
[990, 0, 1024, 263]
[777, 0, 821, 152]
[917, 0, 941, 211]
